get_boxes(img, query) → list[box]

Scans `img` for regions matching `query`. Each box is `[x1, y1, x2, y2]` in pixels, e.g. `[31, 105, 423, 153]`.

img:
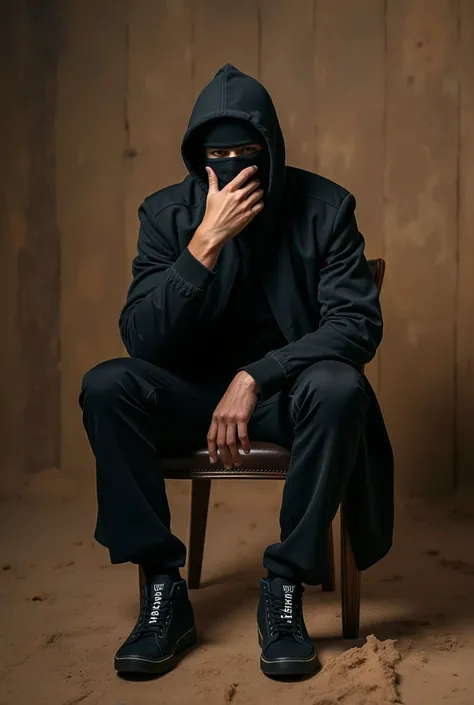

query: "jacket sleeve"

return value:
[119, 198, 216, 365]
[240, 193, 383, 401]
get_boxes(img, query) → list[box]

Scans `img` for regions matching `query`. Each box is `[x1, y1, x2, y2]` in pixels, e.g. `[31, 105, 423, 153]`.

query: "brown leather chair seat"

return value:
[163, 441, 290, 478]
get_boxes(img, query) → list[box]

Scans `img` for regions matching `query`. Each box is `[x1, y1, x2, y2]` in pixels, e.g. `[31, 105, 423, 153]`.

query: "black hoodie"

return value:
[181, 63, 286, 231]
[119, 62, 384, 397]
[119, 62, 383, 393]
[119, 63, 394, 573]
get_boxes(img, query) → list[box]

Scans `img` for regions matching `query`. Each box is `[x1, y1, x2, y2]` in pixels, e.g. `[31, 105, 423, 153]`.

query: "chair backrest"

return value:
[368, 259, 385, 293]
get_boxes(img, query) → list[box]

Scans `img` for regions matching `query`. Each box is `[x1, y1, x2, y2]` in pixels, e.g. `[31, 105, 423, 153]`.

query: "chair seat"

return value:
[163, 441, 291, 479]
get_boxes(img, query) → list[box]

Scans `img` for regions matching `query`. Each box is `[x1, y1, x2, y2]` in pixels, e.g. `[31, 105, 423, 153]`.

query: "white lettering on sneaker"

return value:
[148, 583, 165, 625]
[282, 585, 294, 623]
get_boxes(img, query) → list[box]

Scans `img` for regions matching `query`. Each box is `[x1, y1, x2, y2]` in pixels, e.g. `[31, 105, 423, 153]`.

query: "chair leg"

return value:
[340, 503, 361, 638]
[188, 479, 212, 590]
[321, 522, 336, 591]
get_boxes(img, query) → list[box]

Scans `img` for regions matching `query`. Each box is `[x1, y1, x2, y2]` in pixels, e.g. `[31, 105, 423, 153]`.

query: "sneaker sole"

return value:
[258, 629, 319, 677]
[114, 626, 197, 675]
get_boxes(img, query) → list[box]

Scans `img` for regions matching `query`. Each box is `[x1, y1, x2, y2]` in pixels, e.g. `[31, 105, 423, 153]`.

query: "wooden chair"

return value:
[140, 259, 385, 640]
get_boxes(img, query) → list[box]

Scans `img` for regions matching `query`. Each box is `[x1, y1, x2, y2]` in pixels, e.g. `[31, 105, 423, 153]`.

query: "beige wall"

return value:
[1, 0, 473, 496]
[0, 0, 61, 491]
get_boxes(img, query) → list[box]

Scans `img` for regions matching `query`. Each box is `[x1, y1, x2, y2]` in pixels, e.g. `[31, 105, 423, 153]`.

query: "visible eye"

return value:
[242, 146, 258, 155]
[210, 150, 227, 158]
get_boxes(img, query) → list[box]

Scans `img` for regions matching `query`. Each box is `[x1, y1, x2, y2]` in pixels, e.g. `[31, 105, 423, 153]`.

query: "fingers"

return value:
[238, 422, 250, 454]
[206, 166, 219, 195]
[250, 200, 265, 214]
[207, 419, 218, 464]
[209, 405, 251, 468]
[239, 176, 264, 218]
[217, 422, 233, 470]
[246, 187, 265, 207]
[226, 165, 258, 191]
[239, 177, 261, 197]
[226, 423, 241, 467]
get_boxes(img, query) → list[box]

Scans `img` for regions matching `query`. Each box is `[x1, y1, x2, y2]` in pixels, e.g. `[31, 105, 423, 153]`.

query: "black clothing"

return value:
[229, 238, 288, 372]
[199, 116, 262, 147]
[195, 233, 288, 383]
[114, 63, 394, 572]
[204, 150, 271, 193]
[142, 563, 181, 583]
[120, 62, 383, 402]
[80, 357, 369, 584]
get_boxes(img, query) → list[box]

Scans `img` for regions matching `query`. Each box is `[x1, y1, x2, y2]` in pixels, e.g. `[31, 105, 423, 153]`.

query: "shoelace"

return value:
[265, 590, 303, 638]
[130, 591, 174, 640]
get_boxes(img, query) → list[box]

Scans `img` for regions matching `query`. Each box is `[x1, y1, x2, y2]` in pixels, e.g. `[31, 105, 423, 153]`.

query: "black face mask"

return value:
[204, 148, 270, 194]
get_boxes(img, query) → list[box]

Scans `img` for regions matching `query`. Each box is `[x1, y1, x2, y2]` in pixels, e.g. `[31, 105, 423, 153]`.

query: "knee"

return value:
[80, 358, 137, 408]
[293, 361, 367, 414]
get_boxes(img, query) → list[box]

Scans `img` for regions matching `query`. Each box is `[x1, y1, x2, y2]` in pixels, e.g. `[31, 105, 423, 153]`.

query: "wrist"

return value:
[194, 226, 224, 252]
[188, 228, 223, 271]
[238, 370, 259, 394]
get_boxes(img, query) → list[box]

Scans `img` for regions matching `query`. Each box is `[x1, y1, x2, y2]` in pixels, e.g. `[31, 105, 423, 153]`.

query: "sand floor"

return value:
[1, 469, 474, 705]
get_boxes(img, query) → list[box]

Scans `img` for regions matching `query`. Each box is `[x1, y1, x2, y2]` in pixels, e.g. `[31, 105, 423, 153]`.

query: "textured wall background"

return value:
[1, 0, 473, 495]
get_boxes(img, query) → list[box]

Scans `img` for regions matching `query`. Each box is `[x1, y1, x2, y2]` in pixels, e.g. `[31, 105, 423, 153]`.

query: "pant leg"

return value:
[249, 360, 369, 585]
[79, 357, 228, 567]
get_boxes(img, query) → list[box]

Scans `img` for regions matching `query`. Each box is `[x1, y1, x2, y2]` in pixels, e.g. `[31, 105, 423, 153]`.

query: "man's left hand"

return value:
[207, 371, 259, 469]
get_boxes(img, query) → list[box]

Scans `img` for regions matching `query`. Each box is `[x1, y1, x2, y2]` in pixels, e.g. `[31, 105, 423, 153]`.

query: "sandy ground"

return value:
[1, 469, 474, 705]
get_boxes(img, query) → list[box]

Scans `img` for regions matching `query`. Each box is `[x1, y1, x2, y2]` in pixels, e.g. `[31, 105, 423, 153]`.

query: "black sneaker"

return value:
[114, 576, 197, 675]
[257, 577, 319, 677]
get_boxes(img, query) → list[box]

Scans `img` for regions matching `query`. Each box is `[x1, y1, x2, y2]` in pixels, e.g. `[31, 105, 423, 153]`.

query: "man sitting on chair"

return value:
[79, 63, 394, 679]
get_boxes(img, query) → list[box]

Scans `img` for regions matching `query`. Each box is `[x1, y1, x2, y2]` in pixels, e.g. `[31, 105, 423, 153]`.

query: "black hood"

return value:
[181, 63, 286, 225]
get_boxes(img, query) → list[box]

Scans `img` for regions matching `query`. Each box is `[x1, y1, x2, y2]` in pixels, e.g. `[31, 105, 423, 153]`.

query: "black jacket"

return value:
[119, 63, 394, 572]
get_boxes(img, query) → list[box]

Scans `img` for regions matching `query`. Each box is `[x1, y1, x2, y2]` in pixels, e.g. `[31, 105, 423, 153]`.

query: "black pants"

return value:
[79, 357, 369, 585]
